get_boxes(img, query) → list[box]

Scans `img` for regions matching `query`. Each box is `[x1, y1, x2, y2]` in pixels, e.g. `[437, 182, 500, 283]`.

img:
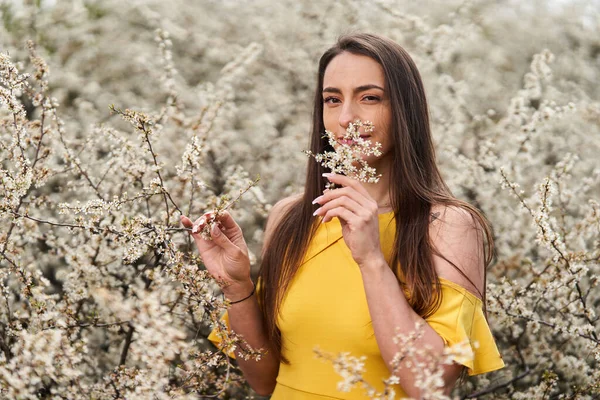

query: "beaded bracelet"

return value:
[228, 282, 256, 305]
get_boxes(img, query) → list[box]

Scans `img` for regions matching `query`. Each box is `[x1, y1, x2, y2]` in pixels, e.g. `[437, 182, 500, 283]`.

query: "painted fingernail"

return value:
[199, 217, 206, 225]
[192, 224, 200, 233]
[312, 196, 323, 205]
[322, 173, 333, 178]
[313, 207, 321, 216]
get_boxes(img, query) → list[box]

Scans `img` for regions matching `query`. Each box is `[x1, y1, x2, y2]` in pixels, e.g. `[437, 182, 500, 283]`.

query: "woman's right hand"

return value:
[180, 211, 252, 297]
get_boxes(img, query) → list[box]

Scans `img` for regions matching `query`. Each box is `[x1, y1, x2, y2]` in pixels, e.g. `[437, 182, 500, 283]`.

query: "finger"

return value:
[180, 215, 194, 229]
[183, 219, 213, 252]
[314, 186, 372, 210]
[321, 206, 358, 224]
[192, 212, 226, 232]
[187, 212, 218, 232]
[314, 195, 366, 218]
[323, 173, 371, 198]
[194, 215, 209, 230]
[212, 211, 248, 248]
[208, 222, 241, 255]
[181, 215, 222, 249]
[214, 211, 241, 232]
[181, 215, 208, 234]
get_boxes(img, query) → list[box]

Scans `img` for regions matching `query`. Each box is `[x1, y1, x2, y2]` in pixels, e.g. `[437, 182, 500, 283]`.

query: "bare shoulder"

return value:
[268, 193, 303, 223]
[429, 204, 485, 299]
[263, 193, 303, 240]
[430, 204, 478, 227]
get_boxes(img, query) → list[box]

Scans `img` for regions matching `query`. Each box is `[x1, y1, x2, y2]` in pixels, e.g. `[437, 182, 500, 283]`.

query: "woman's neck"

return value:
[358, 157, 392, 212]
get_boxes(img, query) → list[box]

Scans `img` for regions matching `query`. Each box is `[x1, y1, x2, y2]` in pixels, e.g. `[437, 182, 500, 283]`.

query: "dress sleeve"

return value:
[425, 279, 505, 376]
[207, 280, 264, 360]
[207, 310, 237, 359]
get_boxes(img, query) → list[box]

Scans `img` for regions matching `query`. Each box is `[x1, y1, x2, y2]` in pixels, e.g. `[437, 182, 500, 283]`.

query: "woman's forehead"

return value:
[323, 52, 385, 89]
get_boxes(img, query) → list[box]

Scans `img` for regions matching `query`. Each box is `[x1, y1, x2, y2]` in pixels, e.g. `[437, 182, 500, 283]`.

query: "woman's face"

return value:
[322, 51, 393, 169]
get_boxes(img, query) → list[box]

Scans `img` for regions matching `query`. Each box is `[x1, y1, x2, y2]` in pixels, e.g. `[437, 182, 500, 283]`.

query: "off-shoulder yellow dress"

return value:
[209, 211, 504, 399]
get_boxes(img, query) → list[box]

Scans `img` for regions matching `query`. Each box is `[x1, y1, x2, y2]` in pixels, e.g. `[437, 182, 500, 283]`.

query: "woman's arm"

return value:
[223, 195, 301, 394]
[182, 196, 299, 395]
[313, 174, 484, 397]
[220, 280, 279, 395]
[361, 206, 483, 396]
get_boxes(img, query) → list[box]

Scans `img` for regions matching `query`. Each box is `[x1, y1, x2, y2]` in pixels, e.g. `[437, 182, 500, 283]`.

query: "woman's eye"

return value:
[323, 97, 341, 104]
[363, 95, 381, 102]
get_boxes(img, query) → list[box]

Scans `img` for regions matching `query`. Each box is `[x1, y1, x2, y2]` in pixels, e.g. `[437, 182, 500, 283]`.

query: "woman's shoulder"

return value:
[263, 193, 304, 242]
[272, 193, 303, 212]
[429, 203, 486, 299]
[429, 203, 478, 227]
[269, 193, 303, 221]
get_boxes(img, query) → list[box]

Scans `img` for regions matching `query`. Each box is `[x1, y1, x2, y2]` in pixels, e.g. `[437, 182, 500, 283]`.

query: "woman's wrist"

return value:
[358, 253, 387, 272]
[222, 279, 255, 302]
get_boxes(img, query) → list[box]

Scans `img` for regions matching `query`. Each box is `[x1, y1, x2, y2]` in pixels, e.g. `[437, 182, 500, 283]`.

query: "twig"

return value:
[463, 343, 531, 399]
[119, 324, 135, 366]
[496, 302, 599, 344]
[43, 320, 131, 331]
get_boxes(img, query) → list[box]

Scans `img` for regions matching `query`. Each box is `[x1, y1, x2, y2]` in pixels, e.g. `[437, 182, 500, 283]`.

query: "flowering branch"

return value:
[304, 119, 382, 189]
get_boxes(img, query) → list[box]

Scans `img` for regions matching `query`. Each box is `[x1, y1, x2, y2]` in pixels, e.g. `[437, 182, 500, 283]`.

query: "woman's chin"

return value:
[353, 155, 381, 167]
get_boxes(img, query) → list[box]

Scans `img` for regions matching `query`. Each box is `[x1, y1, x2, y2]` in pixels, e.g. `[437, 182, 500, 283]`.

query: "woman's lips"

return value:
[337, 135, 371, 145]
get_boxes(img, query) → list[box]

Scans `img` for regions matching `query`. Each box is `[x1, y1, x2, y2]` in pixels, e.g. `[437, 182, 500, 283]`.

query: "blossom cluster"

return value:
[304, 119, 382, 189]
[315, 322, 474, 399]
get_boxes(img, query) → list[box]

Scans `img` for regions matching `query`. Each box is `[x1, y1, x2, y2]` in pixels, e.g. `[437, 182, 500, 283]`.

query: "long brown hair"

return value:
[258, 33, 494, 364]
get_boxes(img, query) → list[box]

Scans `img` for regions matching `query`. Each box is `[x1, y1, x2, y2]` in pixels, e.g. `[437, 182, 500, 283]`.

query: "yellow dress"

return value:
[209, 212, 505, 398]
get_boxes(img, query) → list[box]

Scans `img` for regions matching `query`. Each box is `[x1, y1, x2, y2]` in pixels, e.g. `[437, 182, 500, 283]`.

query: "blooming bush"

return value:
[1, 0, 599, 398]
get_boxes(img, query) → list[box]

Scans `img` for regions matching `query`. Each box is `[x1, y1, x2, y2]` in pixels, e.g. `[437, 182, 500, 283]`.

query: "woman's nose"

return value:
[338, 102, 356, 129]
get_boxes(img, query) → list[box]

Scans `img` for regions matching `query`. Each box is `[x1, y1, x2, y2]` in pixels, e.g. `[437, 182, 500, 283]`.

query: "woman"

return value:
[181, 33, 504, 398]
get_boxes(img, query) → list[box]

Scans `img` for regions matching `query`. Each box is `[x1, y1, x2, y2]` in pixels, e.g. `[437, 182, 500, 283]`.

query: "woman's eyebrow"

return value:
[322, 84, 385, 94]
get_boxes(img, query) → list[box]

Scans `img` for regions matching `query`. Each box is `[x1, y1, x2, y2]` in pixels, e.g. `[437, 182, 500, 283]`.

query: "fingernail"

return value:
[312, 196, 323, 205]
[322, 173, 333, 178]
[313, 207, 321, 216]
[192, 224, 199, 233]
[212, 224, 221, 237]
[199, 217, 206, 225]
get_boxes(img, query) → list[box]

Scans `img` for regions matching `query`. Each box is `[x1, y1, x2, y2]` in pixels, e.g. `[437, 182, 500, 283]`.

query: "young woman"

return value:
[181, 33, 504, 399]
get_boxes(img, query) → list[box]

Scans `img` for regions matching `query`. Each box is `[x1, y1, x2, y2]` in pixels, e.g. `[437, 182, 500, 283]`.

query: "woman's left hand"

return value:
[312, 173, 385, 267]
